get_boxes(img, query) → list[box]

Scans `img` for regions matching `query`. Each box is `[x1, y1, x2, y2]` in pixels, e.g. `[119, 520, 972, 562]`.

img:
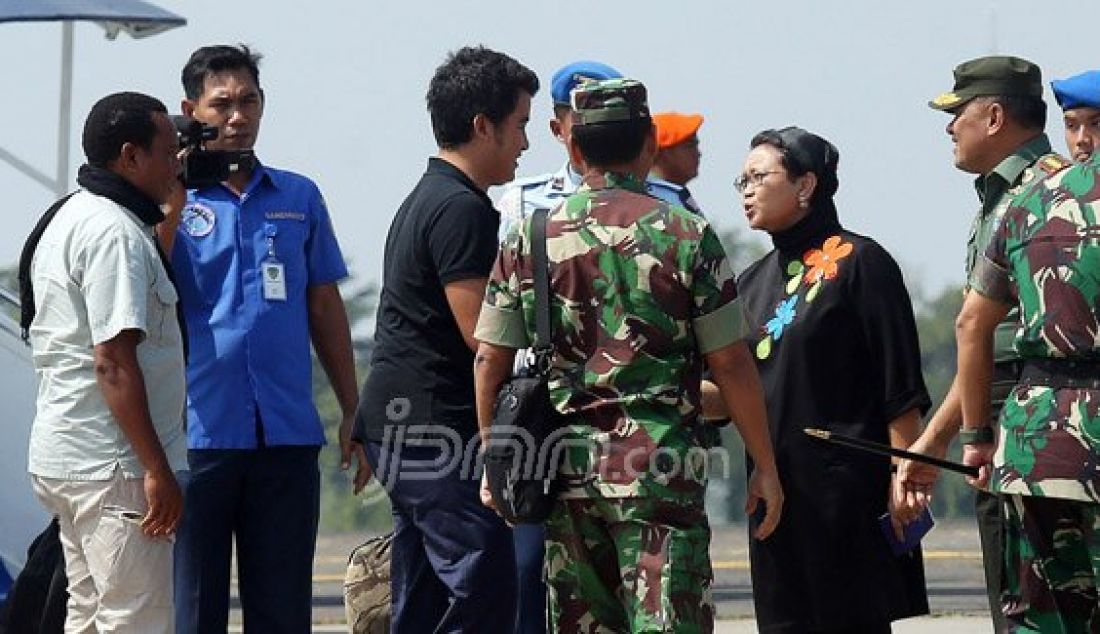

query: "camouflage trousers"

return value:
[1002, 494, 1100, 633]
[545, 495, 713, 633]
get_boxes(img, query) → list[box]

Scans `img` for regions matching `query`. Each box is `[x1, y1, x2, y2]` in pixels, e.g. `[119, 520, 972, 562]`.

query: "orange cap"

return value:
[653, 112, 704, 149]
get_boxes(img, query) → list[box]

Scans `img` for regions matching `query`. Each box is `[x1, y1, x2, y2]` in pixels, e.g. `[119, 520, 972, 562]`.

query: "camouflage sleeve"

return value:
[474, 225, 530, 349]
[969, 207, 1017, 305]
[969, 256, 1015, 305]
[691, 225, 749, 354]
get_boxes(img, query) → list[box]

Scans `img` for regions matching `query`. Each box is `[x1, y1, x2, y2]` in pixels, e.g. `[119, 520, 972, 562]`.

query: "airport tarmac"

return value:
[227, 520, 994, 631]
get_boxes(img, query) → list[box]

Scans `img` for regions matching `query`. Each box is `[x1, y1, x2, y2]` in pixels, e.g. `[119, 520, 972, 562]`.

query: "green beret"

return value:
[929, 55, 1043, 112]
[570, 78, 650, 126]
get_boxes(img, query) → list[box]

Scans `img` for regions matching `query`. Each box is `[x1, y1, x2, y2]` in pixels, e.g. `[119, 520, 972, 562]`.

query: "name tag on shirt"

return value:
[262, 261, 287, 301]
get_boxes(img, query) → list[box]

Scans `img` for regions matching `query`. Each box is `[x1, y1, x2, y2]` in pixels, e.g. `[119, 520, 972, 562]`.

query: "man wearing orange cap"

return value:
[646, 111, 704, 215]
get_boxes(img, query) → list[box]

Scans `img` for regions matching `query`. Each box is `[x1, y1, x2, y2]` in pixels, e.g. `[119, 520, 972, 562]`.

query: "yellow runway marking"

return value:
[313, 551, 985, 580]
[711, 550, 981, 571]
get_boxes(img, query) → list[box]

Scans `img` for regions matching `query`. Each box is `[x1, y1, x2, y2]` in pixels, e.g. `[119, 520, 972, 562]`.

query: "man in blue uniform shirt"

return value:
[646, 111, 705, 215]
[1051, 70, 1100, 162]
[164, 44, 366, 634]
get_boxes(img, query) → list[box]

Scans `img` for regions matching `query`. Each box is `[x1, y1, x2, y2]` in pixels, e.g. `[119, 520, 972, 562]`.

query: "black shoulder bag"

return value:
[484, 207, 564, 524]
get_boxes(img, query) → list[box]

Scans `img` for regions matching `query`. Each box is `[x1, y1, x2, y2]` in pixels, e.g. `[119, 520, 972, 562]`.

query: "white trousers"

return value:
[31, 469, 173, 634]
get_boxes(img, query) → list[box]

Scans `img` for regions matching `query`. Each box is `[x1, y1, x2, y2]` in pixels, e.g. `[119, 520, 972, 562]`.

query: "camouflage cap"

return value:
[570, 78, 650, 126]
[929, 55, 1043, 112]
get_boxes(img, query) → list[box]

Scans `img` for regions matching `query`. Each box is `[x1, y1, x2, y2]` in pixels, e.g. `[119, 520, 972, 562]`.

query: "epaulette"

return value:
[510, 173, 558, 190]
[1036, 154, 1072, 177]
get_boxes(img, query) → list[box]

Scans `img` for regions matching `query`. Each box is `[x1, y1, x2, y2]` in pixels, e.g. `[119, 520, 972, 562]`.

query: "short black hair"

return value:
[984, 94, 1047, 131]
[426, 46, 539, 149]
[572, 118, 652, 167]
[82, 92, 167, 168]
[182, 44, 262, 100]
[750, 127, 840, 206]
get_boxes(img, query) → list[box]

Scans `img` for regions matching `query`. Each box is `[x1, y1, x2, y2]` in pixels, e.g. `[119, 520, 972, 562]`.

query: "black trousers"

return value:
[974, 361, 1018, 632]
[513, 523, 547, 634]
[975, 490, 1008, 631]
[365, 441, 517, 633]
[174, 446, 321, 634]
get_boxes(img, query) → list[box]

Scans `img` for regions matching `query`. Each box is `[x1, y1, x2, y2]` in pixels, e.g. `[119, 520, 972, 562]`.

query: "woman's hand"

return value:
[746, 465, 784, 540]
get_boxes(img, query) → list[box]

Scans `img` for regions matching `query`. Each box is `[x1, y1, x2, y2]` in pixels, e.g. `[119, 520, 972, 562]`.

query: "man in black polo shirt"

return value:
[353, 46, 538, 633]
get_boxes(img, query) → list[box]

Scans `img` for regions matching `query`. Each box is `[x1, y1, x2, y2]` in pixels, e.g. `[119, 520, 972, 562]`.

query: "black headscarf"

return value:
[750, 126, 842, 251]
[752, 126, 839, 212]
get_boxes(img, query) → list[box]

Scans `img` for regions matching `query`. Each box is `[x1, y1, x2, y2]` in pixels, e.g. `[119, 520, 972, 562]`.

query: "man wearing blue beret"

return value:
[1052, 70, 1100, 162]
[497, 60, 623, 239]
[496, 58, 622, 634]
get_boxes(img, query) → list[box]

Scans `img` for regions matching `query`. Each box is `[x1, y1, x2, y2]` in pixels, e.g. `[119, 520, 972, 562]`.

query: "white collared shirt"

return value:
[28, 190, 187, 480]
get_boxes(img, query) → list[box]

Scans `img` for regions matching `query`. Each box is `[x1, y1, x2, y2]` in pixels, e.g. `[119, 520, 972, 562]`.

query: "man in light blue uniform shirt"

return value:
[1051, 70, 1100, 162]
[497, 58, 621, 634]
[646, 111, 705, 216]
[165, 44, 367, 634]
[498, 60, 623, 240]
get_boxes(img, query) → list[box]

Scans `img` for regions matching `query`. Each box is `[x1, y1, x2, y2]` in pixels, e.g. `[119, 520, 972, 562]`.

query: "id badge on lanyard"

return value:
[262, 222, 287, 301]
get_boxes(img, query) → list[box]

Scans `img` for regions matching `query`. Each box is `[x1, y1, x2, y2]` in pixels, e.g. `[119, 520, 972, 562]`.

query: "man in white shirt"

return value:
[20, 91, 187, 633]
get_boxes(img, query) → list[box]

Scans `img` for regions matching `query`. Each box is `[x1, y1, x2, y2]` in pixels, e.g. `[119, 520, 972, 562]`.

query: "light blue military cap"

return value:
[551, 60, 623, 105]
[1052, 70, 1100, 110]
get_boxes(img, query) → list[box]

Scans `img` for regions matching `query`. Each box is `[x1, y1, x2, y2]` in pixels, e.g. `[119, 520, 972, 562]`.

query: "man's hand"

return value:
[480, 471, 496, 511]
[892, 433, 946, 531]
[962, 442, 995, 489]
[746, 465, 784, 540]
[142, 467, 183, 539]
[156, 158, 188, 257]
[339, 413, 372, 494]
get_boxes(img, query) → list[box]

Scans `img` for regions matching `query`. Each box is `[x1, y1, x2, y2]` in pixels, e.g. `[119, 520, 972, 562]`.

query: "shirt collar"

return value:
[191, 159, 276, 198]
[562, 162, 583, 189]
[646, 175, 684, 191]
[974, 133, 1052, 210]
[579, 170, 648, 193]
[427, 157, 494, 208]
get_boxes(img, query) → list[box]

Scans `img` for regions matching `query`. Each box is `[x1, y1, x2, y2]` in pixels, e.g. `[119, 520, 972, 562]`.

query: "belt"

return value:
[992, 360, 1024, 384]
[1020, 358, 1100, 390]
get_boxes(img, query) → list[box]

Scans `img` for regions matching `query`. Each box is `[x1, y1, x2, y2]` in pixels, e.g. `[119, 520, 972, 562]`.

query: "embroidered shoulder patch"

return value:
[181, 203, 216, 237]
[1036, 155, 1072, 177]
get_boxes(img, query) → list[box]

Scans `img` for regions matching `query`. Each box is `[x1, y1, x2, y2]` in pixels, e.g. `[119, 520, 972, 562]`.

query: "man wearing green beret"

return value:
[896, 56, 1070, 629]
[473, 78, 783, 632]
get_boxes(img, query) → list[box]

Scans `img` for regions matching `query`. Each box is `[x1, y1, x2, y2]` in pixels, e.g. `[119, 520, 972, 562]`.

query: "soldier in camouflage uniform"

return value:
[473, 79, 784, 633]
[958, 152, 1100, 631]
[497, 59, 624, 634]
[897, 57, 1066, 629]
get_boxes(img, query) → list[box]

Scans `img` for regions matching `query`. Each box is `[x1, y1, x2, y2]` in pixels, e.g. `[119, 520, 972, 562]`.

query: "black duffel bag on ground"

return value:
[484, 207, 564, 524]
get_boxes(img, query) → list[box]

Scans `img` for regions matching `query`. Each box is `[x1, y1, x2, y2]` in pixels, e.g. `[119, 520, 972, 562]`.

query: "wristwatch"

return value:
[959, 426, 995, 445]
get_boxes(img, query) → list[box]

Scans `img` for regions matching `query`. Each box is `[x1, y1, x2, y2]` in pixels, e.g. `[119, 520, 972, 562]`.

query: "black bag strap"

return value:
[531, 208, 552, 375]
[19, 193, 76, 342]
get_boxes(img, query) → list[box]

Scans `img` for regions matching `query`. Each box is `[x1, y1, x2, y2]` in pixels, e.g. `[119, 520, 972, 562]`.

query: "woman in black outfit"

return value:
[734, 127, 930, 633]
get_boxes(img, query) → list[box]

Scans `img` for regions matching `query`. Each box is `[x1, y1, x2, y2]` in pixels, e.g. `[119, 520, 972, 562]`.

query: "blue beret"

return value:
[550, 60, 623, 105]
[1051, 70, 1100, 110]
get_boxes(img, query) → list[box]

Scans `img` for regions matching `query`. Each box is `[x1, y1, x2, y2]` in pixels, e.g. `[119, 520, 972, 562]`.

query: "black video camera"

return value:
[171, 115, 255, 189]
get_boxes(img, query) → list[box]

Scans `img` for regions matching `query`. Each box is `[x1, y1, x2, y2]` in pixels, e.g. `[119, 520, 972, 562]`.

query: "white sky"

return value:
[1, 0, 1094, 299]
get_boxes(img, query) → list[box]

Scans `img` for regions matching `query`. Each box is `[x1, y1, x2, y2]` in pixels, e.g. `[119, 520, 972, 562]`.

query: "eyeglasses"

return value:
[734, 170, 781, 193]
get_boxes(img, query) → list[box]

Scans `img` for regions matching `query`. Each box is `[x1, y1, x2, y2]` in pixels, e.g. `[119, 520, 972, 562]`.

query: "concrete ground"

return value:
[715, 615, 991, 633]
[231, 618, 992, 633]
[228, 520, 996, 632]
